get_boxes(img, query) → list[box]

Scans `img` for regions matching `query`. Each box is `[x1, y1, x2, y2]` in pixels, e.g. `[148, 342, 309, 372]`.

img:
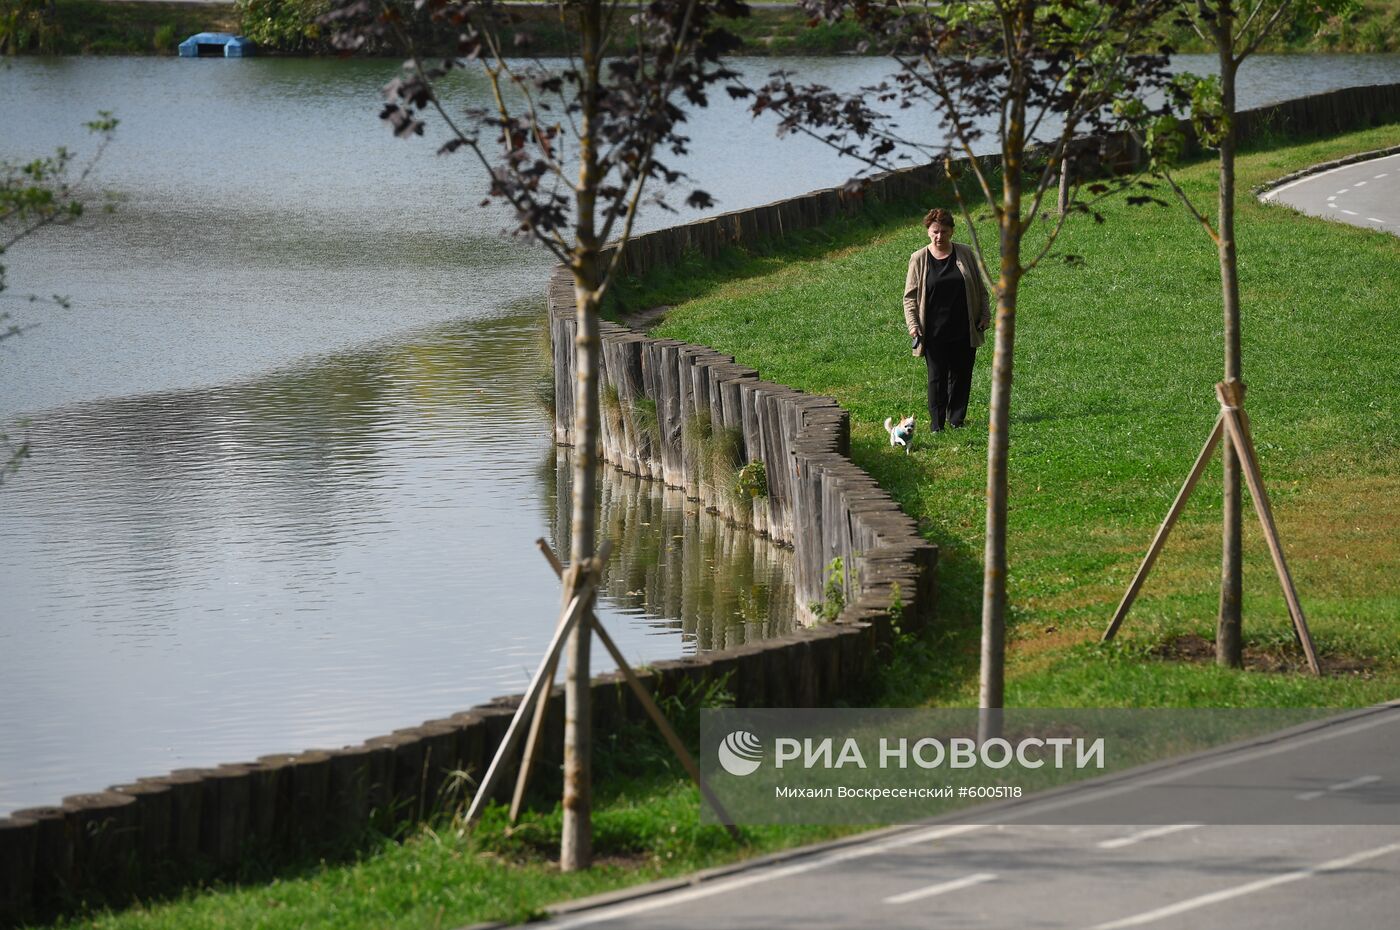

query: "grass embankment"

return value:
[26, 128, 1400, 930]
[626, 123, 1400, 710]
[9, 0, 1398, 55]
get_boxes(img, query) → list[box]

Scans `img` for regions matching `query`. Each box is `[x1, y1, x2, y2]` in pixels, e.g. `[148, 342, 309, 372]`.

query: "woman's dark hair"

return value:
[923, 208, 955, 229]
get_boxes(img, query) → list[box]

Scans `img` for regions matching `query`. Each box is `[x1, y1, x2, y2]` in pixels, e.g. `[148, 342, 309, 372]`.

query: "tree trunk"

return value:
[561, 275, 598, 872]
[979, 23, 1027, 743]
[1215, 15, 1243, 669]
[980, 277, 1017, 744]
[561, 0, 603, 873]
[1057, 154, 1072, 217]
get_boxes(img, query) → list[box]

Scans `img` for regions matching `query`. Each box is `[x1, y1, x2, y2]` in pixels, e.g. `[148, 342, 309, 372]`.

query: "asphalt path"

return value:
[526, 703, 1400, 930]
[1261, 152, 1400, 236]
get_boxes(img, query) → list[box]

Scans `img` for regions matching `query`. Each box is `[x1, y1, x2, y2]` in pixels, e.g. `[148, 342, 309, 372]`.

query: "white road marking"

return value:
[1354, 180, 1368, 186]
[884, 872, 997, 905]
[1327, 195, 1336, 200]
[1098, 824, 1201, 850]
[994, 705, 1400, 824]
[548, 824, 985, 928]
[1261, 152, 1400, 199]
[1087, 842, 1400, 930]
[1368, 217, 1387, 224]
[1377, 173, 1390, 178]
[549, 707, 1399, 928]
[1342, 209, 1359, 215]
[1296, 773, 1381, 801]
[1336, 188, 1351, 194]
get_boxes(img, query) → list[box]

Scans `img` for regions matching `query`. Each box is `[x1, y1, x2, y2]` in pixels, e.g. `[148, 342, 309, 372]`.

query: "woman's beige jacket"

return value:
[903, 242, 992, 352]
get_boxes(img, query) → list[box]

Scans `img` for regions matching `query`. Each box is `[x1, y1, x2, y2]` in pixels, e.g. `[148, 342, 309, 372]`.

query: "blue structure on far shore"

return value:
[178, 33, 255, 58]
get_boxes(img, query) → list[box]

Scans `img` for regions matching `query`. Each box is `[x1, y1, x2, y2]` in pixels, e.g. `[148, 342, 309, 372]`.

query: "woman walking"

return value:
[903, 208, 991, 432]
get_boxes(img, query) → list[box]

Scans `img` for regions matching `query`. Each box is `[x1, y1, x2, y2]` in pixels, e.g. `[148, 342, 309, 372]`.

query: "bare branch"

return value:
[946, 159, 995, 287]
[1237, 0, 1269, 38]
[918, 60, 1001, 217]
[598, 0, 703, 246]
[404, 23, 573, 260]
[1238, 1, 1293, 61]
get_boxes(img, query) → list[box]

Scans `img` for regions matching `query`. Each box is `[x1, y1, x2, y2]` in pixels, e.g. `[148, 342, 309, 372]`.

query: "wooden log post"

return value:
[0, 815, 37, 927]
[141, 770, 204, 860]
[326, 748, 373, 841]
[9, 806, 68, 916]
[167, 768, 221, 862]
[251, 755, 298, 846]
[353, 741, 395, 830]
[209, 765, 254, 866]
[413, 722, 463, 820]
[110, 780, 173, 860]
[286, 751, 332, 842]
[364, 733, 423, 828]
[61, 791, 139, 897]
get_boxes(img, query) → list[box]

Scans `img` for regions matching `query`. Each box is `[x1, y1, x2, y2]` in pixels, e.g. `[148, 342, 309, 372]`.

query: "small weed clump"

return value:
[811, 556, 849, 622]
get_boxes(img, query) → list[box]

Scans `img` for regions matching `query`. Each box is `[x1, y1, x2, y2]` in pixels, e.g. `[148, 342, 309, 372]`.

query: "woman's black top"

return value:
[922, 250, 969, 346]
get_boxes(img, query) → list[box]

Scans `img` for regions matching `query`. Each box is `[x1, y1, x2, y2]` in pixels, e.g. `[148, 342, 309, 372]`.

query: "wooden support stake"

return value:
[500, 538, 741, 842]
[536, 537, 564, 577]
[463, 578, 596, 830]
[587, 615, 744, 842]
[1214, 384, 1321, 675]
[1227, 397, 1302, 654]
[1103, 414, 1225, 642]
[510, 539, 609, 823]
[509, 655, 562, 823]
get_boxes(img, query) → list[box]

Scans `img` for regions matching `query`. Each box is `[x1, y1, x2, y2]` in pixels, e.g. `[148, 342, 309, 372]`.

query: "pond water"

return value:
[1, 53, 1396, 815]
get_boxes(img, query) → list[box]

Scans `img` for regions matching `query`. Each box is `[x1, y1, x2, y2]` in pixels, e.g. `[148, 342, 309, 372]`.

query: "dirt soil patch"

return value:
[620, 304, 673, 331]
[1151, 633, 1375, 677]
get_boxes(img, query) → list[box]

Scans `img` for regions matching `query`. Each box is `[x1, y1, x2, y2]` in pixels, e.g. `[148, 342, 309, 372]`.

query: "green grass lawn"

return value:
[639, 123, 1400, 711]
[31, 127, 1399, 930]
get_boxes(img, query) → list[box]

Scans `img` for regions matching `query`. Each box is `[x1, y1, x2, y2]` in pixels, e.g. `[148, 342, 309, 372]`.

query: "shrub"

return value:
[152, 22, 177, 53]
[236, 0, 330, 52]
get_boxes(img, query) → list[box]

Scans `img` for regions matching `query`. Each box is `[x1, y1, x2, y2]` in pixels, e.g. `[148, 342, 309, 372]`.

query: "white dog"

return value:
[884, 415, 915, 454]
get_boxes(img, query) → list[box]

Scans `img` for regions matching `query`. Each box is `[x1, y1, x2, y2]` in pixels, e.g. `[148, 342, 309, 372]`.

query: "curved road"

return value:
[1262, 151, 1400, 236]
[526, 703, 1400, 930]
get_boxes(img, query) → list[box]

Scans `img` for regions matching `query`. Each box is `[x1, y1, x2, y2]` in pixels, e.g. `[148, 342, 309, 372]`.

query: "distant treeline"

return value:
[1, 0, 1396, 57]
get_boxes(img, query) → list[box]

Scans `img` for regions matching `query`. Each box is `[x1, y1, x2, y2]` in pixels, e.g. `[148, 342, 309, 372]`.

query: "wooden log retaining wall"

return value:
[551, 267, 937, 628]
[2, 82, 1395, 927]
[0, 612, 887, 925]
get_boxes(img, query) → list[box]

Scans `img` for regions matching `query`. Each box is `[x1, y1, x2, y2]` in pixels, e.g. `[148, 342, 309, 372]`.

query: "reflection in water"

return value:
[549, 450, 797, 654]
[0, 308, 795, 815]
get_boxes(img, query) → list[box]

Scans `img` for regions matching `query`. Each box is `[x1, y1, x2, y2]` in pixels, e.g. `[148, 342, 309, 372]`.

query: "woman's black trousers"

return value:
[925, 338, 975, 430]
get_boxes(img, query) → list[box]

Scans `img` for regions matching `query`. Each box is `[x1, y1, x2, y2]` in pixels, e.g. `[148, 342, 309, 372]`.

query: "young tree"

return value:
[748, 0, 1173, 736]
[1133, 0, 1347, 668]
[324, 0, 747, 869]
[1, 113, 118, 484]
